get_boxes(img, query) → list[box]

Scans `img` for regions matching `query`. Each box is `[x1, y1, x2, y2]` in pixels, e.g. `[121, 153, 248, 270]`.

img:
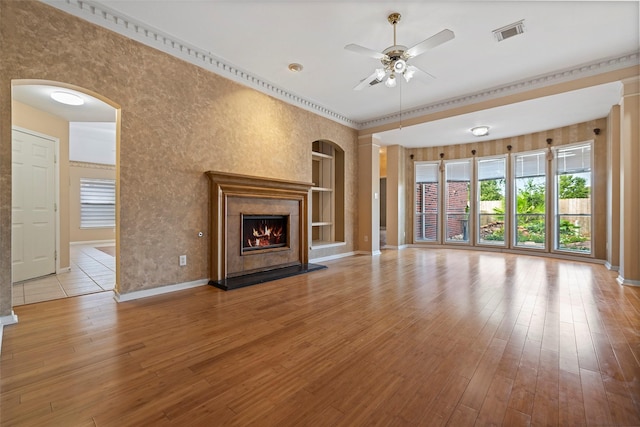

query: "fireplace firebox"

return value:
[242, 215, 289, 253]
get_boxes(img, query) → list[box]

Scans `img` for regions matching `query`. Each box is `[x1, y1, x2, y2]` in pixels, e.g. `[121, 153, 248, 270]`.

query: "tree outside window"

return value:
[556, 143, 591, 253]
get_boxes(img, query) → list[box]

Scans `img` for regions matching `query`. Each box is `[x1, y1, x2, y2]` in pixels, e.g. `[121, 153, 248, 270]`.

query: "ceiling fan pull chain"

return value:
[399, 81, 403, 130]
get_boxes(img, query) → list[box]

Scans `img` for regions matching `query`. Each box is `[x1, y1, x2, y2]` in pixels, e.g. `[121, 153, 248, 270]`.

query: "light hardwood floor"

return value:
[1, 249, 639, 426]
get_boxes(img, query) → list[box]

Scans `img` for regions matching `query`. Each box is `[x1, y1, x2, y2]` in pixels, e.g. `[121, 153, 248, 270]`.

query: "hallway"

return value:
[12, 243, 115, 305]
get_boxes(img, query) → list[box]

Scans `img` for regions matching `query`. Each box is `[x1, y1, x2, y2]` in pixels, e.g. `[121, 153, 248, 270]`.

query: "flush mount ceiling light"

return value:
[471, 126, 490, 137]
[345, 12, 455, 90]
[51, 91, 84, 106]
[288, 63, 303, 72]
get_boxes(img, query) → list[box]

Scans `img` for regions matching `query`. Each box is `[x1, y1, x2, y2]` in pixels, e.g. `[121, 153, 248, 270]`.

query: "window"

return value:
[80, 178, 115, 228]
[477, 156, 506, 245]
[415, 162, 439, 242]
[513, 151, 546, 249]
[555, 143, 592, 253]
[445, 160, 471, 243]
[311, 140, 344, 246]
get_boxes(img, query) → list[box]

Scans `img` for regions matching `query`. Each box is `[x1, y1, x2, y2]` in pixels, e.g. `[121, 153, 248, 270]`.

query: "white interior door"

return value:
[12, 129, 56, 282]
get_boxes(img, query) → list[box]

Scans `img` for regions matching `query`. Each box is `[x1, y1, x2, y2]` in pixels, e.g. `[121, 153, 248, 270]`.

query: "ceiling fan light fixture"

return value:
[471, 126, 490, 137]
[345, 12, 455, 90]
[393, 59, 406, 74]
[51, 91, 84, 106]
[385, 73, 397, 88]
[403, 68, 415, 82]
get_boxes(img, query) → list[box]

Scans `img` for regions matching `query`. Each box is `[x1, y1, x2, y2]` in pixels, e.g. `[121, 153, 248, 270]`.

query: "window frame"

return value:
[512, 149, 548, 251]
[476, 155, 508, 247]
[444, 158, 472, 244]
[413, 161, 441, 243]
[552, 141, 593, 255]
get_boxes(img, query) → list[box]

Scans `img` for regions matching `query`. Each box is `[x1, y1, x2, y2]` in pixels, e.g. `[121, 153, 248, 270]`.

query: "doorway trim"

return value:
[11, 126, 64, 278]
[10, 79, 122, 298]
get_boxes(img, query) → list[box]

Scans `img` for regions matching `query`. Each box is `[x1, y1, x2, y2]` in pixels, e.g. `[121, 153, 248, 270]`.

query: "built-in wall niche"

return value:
[311, 140, 345, 247]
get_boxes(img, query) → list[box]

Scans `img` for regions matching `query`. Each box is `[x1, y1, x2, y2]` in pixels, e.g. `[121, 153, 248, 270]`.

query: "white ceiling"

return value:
[24, 1, 640, 147]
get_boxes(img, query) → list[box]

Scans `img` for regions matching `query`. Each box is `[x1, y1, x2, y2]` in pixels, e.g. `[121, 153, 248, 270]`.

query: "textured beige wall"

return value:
[11, 100, 70, 270]
[606, 106, 621, 269]
[69, 162, 116, 243]
[619, 77, 640, 282]
[406, 119, 608, 259]
[386, 145, 406, 247]
[357, 136, 380, 253]
[0, 0, 358, 311]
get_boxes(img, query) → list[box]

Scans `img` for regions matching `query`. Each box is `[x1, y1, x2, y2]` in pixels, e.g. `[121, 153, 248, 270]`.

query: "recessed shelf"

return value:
[312, 151, 333, 159]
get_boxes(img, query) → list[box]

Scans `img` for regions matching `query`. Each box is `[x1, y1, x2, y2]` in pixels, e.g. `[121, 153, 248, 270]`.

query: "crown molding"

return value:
[43, 1, 638, 131]
[42, 0, 359, 128]
[358, 50, 639, 130]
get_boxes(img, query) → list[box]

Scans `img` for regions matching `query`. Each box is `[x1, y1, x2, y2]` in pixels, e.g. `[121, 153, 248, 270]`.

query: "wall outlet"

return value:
[364, 235, 368, 242]
[179, 255, 187, 266]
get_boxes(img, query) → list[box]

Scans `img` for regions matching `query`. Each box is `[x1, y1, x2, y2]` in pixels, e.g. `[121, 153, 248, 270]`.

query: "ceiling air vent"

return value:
[493, 20, 525, 42]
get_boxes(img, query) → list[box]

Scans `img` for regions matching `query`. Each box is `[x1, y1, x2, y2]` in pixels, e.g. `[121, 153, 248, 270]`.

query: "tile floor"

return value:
[13, 243, 115, 306]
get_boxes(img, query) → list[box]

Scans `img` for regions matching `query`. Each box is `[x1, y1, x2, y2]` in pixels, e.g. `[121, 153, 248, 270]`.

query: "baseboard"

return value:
[310, 251, 357, 263]
[354, 250, 382, 256]
[0, 311, 18, 326]
[383, 244, 409, 250]
[113, 279, 208, 302]
[56, 267, 71, 274]
[616, 275, 640, 287]
[604, 262, 619, 272]
[70, 239, 115, 246]
[0, 311, 19, 355]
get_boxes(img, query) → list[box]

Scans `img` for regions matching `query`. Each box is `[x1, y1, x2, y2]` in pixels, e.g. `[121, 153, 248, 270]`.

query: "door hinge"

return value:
[55, 251, 57, 261]
[54, 203, 57, 212]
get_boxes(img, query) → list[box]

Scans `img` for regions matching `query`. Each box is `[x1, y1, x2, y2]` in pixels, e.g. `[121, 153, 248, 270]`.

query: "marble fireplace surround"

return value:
[206, 171, 313, 288]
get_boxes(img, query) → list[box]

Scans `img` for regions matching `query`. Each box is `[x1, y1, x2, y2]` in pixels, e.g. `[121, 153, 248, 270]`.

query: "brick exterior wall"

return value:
[415, 181, 469, 240]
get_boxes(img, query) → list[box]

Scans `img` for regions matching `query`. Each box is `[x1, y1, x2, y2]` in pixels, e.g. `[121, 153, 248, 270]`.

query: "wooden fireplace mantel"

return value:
[205, 171, 313, 283]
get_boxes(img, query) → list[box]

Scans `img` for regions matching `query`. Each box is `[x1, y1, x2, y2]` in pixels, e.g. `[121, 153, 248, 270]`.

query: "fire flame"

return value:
[247, 224, 283, 247]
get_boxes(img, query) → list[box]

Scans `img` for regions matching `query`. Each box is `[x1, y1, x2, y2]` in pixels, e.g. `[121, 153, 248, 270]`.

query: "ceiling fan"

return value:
[345, 12, 455, 90]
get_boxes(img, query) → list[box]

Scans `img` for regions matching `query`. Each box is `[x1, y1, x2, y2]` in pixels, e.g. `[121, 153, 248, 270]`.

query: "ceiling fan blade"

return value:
[345, 43, 389, 60]
[407, 65, 436, 81]
[354, 70, 382, 90]
[405, 29, 455, 58]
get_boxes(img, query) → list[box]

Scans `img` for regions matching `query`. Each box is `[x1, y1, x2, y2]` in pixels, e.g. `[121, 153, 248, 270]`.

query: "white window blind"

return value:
[477, 157, 506, 181]
[515, 151, 546, 178]
[556, 143, 591, 174]
[446, 160, 471, 182]
[415, 162, 439, 183]
[80, 178, 115, 228]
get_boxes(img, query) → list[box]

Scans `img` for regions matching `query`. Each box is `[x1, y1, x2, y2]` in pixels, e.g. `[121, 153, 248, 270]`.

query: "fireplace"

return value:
[242, 215, 289, 253]
[206, 171, 326, 290]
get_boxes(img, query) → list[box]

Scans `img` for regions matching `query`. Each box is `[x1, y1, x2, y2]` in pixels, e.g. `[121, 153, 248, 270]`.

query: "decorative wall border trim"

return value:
[70, 161, 116, 170]
[43, 1, 639, 131]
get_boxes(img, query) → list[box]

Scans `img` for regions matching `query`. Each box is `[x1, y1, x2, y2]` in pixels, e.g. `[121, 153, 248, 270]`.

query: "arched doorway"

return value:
[11, 80, 121, 305]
